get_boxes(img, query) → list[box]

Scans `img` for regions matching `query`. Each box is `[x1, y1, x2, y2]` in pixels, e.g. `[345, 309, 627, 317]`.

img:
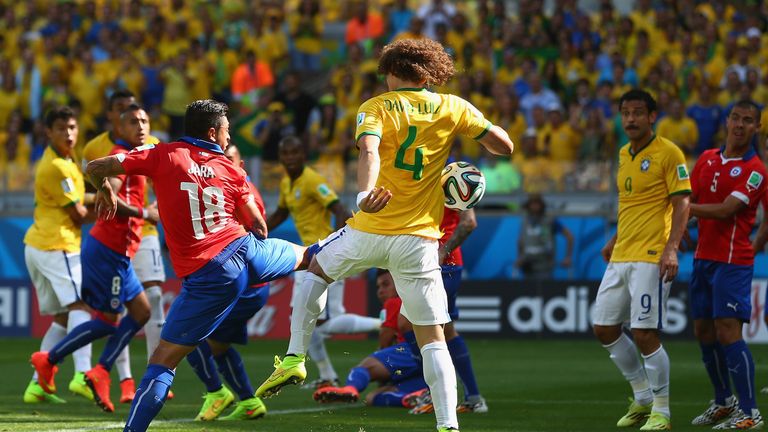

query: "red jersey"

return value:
[381, 297, 404, 343]
[691, 147, 767, 265]
[439, 207, 463, 266]
[119, 138, 252, 277]
[90, 142, 145, 257]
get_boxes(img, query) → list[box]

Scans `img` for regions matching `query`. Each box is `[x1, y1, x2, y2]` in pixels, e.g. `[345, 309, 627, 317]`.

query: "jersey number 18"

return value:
[180, 182, 227, 239]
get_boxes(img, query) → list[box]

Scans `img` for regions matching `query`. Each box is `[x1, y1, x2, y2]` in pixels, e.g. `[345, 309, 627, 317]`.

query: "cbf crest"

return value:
[640, 158, 651, 172]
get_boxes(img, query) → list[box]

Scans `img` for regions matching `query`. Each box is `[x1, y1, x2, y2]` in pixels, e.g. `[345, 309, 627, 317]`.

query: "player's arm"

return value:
[64, 201, 90, 226]
[356, 134, 391, 213]
[477, 125, 514, 156]
[689, 195, 747, 220]
[601, 232, 617, 262]
[660, 193, 691, 282]
[86, 155, 125, 220]
[266, 206, 290, 231]
[104, 176, 160, 223]
[558, 221, 575, 267]
[329, 201, 352, 230]
[236, 200, 269, 240]
[440, 208, 477, 264]
[378, 325, 397, 349]
[753, 216, 768, 254]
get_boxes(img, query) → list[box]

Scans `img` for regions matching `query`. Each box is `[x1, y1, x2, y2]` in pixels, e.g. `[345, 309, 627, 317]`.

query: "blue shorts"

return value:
[442, 265, 462, 320]
[81, 236, 143, 314]
[370, 342, 422, 383]
[690, 259, 753, 321]
[208, 285, 269, 345]
[162, 235, 296, 346]
[394, 375, 428, 396]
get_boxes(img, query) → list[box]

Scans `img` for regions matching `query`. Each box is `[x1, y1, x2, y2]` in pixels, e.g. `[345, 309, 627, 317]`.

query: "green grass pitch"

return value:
[2, 337, 768, 431]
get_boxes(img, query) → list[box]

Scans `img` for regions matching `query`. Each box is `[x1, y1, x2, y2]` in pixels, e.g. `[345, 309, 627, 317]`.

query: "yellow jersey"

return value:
[612, 135, 691, 263]
[351, 88, 491, 239]
[278, 167, 340, 246]
[24, 147, 85, 252]
[656, 116, 699, 155]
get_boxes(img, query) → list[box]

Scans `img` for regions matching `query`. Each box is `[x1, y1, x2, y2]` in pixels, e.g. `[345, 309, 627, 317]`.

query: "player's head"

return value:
[618, 89, 657, 141]
[118, 104, 150, 148]
[45, 106, 78, 156]
[375, 269, 397, 303]
[224, 143, 245, 169]
[378, 38, 455, 90]
[184, 99, 230, 149]
[726, 100, 761, 149]
[107, 90, 136, 130]
[524, 193, 546, 217]
[278, 135, 305, 176]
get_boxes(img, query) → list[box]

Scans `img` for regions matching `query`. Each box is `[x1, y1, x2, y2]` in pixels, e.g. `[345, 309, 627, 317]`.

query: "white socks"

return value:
[421, 341, 459, 430]
[35, 322, 67, 380]
[116, 345, 132, 381]
[308, 330, 337, 381]
[603, 333, 653, 406]
[319, 314, 381, 334]
[287, 272, 328, 356]
[643, 346, 671, 417]
[144, 285, 165, 361]
[68, 309, 92, 373]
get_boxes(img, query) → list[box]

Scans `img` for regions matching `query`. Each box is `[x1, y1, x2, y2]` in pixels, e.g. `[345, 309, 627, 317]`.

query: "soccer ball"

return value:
[441, 161, 486, 210]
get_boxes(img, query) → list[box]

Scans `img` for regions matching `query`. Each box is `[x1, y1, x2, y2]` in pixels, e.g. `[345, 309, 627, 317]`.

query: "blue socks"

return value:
[404, 331, 420, 357]
[48, 318, 115, 364]
[99, 315, 143, 370]
[372, 390, 406, 407]
[124, 364, 175, 432]
[724, 340, 757, 412]
[187, 342, 222, 393]
[448, 336, 480, 399]
[215, 347, 254, 400]
[700, 342, 732, 405]
[346, 367, 371, 392]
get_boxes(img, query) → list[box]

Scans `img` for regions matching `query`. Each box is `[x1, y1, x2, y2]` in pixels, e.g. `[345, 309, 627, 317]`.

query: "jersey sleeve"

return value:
[354, 98, 383, 141]
[664, 145, 692, 196]
[381, 298, 401, 331]
[309, 172, 339, 208]
[277, 181, 288, 209]
[454, 96, 492, 140]
[43, 162, 81, 207]
[689, 156, 705, 201]
[730, 165, 766, 206]
[119, 144, 160, 177]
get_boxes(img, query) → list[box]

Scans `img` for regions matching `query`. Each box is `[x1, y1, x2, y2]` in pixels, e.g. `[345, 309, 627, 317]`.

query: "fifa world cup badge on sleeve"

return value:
[677, 164, 689, 180]
[747, 171, 763, 190]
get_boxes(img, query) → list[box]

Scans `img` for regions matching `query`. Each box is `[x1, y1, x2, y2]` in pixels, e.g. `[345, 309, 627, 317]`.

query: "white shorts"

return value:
[25, 245, 82, 315]
[592, 262, 672, 329]
[132, 235, 166, 284]
[315, 226, 449, 326]
[292, 270, 346, 319]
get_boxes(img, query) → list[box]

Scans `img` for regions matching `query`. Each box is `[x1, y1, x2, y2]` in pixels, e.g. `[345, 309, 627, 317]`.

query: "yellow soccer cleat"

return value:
[255, 355, 307, 398]
[220, 396, 267, 421]
[69, 372, 94, 401]
[23, 380, 66, 404]
[640, 412, 672, 430]
[195, 385, 235, 421]
[617, 398, 652, 427]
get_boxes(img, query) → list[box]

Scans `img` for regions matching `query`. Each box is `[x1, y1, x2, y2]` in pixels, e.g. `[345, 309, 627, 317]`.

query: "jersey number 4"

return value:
[394, 126, 424, 180]
[180, 182, 227, 239]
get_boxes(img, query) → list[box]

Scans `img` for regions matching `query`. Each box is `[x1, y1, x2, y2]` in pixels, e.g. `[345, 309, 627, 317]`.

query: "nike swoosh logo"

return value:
[638, 316, 650, 321]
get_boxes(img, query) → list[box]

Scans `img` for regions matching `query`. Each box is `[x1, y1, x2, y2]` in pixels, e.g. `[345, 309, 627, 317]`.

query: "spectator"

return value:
[656, 98, 699, 157]
[393, 16, 425, 41]
[290, 0, 323, 72]
[345, 0, 384, 49]
[517, 128, 560, 192]
[516, 193, 574, 279]
[578, 107, 609, 161]
[255, 101, 296, 163]
[0, 69, 20, 129]
[231, 50, 275, 112]
[519, 74, 561, 124]
[160, 52, 193, 139]
[67, 50, 102, 126]
[140, 48, 164, 112]
[275, 71, 317, 140]
[686, 84, 722, 156]
[417, 0, 456, 40]
[16, 48, 42, 132]
[0, 111, 32, 191]
[386, 0, 414, 40]
[477, 147, 520, 194]
[206, 37, 238, 103]
[540, 104, 581, 162]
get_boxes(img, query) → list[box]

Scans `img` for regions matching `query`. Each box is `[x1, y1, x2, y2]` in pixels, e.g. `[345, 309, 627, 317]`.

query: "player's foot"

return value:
[402, 388, 430, 408]
[617, 398, 652, 427]
[84, 364, 114, 412]
[167, 390, 175, 400]
[255, 354, 307, 398]
[409, 391, 434, 415]
[69, 372, 94, 401]
[119, 378, 135, 403]
[639, 412, 671, 430]
[219, 396, 267, 421]
[437, 428, 460, 432]
[713, 408, 764, 430]
[301, 378, 340, 390]
[457, 395, 489, 413]
[23, 380, 66, 404]
[30, 351, 58, 394]
[691, 396, 738, 425]
[313, 385, 359, 403]
[195, 385, 235, 421]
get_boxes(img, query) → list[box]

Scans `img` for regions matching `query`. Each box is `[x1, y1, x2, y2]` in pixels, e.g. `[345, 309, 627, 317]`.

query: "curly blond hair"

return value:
[378, 38, 455, 87]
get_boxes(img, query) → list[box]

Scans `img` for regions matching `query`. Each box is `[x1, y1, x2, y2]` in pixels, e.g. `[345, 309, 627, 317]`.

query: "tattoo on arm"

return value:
[86, 156, 124, 191]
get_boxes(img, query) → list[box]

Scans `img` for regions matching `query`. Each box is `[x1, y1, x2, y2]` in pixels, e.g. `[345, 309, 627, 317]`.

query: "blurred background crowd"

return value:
[1, 0, 768, 196]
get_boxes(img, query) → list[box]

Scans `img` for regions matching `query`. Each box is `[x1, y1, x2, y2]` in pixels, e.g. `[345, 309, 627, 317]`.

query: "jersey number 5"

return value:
[180, 182, 227, 239]
[710, 172, 720, 192]
[394, 126, 424, 180]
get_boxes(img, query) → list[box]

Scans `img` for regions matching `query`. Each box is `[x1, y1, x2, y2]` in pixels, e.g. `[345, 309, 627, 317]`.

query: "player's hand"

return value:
[659, 245, 679, 283]
[95, 179, 117, 220]
[680, 229, 692, 252]
[145, 202, 160, 224]
[438, 247, 448, 265]
[601, 239, 615, 262]
[358, 187, 392, 213]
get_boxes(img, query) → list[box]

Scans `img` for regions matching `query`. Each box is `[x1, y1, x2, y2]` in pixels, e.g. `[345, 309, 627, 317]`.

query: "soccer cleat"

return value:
[30, 351, 58, 394]
[219, 396, 267, 421]
[23, 380, 66, 404]
[301, 378, 340, 390]
[84, 364, 114, 412]
[409, 391, 435, 415]
[402, 388, 430, 408]
[119, 378, 136, 403]
[457, 395, 489, 413]
[691, 396, 737, 425]
[69, 372, 94, 401]
[639, 412, 672, 430]
[617, 398, 652, 427]
[437, 428, 460, 432]
[255, 355, 307, 398]
[195, 385, 235, 421]
[313, 385, 359, 403]
[167, 390, 175, 400]
[713, 408, 764, 430]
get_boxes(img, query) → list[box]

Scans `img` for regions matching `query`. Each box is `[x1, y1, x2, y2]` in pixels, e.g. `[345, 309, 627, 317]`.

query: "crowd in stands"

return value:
[1, 0, 768, 195]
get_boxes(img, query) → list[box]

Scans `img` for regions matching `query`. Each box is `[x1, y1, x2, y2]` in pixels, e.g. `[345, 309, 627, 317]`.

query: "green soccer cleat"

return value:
[617, 398, 652, 427]
[437, 428, 460, 432]
[69, 372, 94, 401]
[219, 396, 267, 421]
[23, 380, 66, 404]
[640, 412, 672, 430]
[255, 355, 307, 398]
[195, 386, 235, 421]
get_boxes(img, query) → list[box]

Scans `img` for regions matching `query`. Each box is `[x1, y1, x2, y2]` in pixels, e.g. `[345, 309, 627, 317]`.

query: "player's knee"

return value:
[53, 312, 69, 327]
[714, 318, 742, 345]
[593, 324, 621, 345]
[364, 391, 379, 406]
[630, 328, 660, 354]
[693, 319, 716, 343]
[308, 258, 333, 283]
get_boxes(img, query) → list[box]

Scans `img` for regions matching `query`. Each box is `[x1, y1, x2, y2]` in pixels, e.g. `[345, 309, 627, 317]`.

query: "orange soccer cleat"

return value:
[313, 385, 359, 404]
[85, 364, 114, 412]
[119, 378, 135, 403]
[30, 351, 58, 394]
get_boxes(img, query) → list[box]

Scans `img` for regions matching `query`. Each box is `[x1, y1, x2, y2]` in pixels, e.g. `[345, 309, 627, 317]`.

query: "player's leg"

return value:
[134, 235, 167, 362]
[711, 263, 762, 430]
[186, 340, 233, 421]
[314, 353, 391, 403]
[593, 262, 653, 427]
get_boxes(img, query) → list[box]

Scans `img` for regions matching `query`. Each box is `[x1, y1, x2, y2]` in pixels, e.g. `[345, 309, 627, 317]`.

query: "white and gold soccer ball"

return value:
[440, 161, 486, 210]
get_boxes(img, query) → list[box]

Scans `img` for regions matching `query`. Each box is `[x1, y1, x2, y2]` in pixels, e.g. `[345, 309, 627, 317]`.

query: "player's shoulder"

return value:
[654, 135, 686, 158]
[84, 131, 109, 147]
